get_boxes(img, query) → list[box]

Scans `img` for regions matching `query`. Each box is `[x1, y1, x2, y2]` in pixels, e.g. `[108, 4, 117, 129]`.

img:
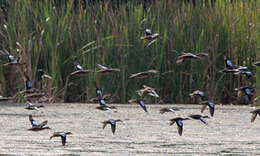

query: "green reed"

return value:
[0, 0, 258, 103]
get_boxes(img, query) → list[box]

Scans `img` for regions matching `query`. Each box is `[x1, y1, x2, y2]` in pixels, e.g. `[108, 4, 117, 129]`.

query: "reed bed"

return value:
[0, 0, 259, 103]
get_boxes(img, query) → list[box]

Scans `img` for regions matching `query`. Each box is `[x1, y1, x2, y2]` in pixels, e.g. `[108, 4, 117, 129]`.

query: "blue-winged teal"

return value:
[176, 52, 208, 65]
[250, 109, 260, 122]
[159, 107, 180, 114]
[189, 114, 209, 125]
[140, 29, 159, 40]
[200, 101, 215, 117]
[25, 101, 44, 111]
[28, 115, 50, 131]
[236, 86, 253, 101]
[136, 85, 159, 98]
[96, 98, 117, 111]
[129, 70, 158, 79]
[102, 119, 122, 134]
[189, 90, 205, 100]
[235, 71, 252, 80]
[50, 132, 72, 146]
[169, 117, 190, 136]
[96, 64, 120, 74]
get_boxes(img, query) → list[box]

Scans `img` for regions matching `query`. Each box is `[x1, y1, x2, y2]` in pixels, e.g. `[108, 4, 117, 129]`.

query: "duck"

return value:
[129, 70, 158, 79]
[102, 119, 122, 134]
[200, 101, 215, 117]
[159, 107, 180, 114]
[136, 85, 159, 98]
[50, 132, 72, 146]
[169, 117, 190, 136]
[235, 86, 253, 101]
[250, 109, 260, 122]
[189, 90, 205, 101]
[140, 29, 160, 40]
[26, 76, 32, 90]
[28, 115, 50, 131]
[96, 98, 117, 111]
[96, 64, 120, 74]
[176, 52, 208, 65]
[25, 101, 44, 111]
[234, 71, 252, 80]
[189, 114, 209, 125]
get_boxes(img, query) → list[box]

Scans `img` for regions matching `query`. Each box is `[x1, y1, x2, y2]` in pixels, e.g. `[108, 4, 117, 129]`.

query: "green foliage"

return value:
[0, 0, 258, 103]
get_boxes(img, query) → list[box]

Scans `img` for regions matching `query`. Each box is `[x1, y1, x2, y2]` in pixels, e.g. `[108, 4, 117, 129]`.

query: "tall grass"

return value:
[0, 0, 258, 103]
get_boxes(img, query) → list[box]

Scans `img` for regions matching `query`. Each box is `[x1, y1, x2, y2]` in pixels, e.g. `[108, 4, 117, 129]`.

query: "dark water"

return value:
[0, 103, 259, 155]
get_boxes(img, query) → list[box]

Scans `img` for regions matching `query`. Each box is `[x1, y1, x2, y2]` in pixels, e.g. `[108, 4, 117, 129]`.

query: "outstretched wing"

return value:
[177, 125, 183, 136]
[199, 117, 208, 125]
[29, 115, 38, 127]
[61, 135, 66, 146]
[251, 112, 257, 123]
[201, 104, 207, 113]
[38, 120, 48, 128]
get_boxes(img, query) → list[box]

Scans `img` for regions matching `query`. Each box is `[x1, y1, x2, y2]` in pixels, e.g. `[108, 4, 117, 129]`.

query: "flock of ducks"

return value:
[2, 28, 260, 146]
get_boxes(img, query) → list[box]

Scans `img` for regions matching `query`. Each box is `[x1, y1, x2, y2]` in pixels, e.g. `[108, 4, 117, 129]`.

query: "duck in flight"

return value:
[102, 119, 122, 134]
[200, 101, 215, 117]
[169, 117, 190, 136]
[159, 107, 180, 114]
[50, 131, 72, 146]
[28, 115, 50, 131]
[189, 114, 209, 125]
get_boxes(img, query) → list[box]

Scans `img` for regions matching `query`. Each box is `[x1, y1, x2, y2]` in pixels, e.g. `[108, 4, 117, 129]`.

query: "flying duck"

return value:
[159, 107, 180, 114]
[200, 101, 215, 117]
[102, 119, 122, 134]
[129, 70, 158, 79]
[189, 114, 209, 125]
[96, 64, 120, 74]
[25, 101, 44, 111]
[176, 52, 208, 65]
[136, 85, 159, 98]
[140, 29, 160, 40]
[169, 117, 190, 136]
[28, 115, 50, 131]
[50, 132, 72, 146]
[189, 90, 205, 100]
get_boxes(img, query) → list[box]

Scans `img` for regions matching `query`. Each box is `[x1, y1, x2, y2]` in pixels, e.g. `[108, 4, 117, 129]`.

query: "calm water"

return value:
[0, 103, 259, 155]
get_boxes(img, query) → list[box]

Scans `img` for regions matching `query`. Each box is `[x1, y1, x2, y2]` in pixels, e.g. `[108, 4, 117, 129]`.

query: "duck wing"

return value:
[177, 125, 183, 136]
[199, 117, 208, 125]
[138, 100, 148, 113]
[251, 112, 257, 123]
[38, 120, 48, 128]
[29, 115, 38, 127]
[201, 104, 207, 113]
[61, 135, 66, 146]
[110, 122, 116, 134]
[209, 106, 215, 117]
